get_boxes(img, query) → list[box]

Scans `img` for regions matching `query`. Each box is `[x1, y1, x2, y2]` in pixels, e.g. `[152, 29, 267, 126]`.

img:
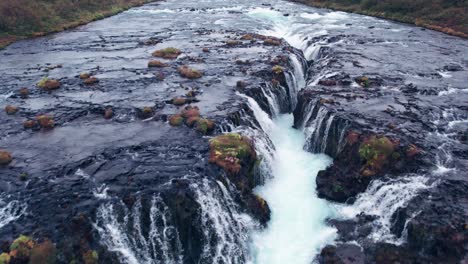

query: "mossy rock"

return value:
[83, 77, 99, 85]
[272, 65, 284, 75]
[29, 240, 56, 264]
[169, 114, 184, 126]
[140, 107, 154, 119]
[181, 106, 200, 119]
[172, 97, 187, 106]
[209, 133, 256, 174]
[4, 105, 18, 115]
[195, 118, 215, 134]
[355, 76, 370, 87]
[82, 250, 98, 264]
[0, 150, 12, 165]
[36, 115, 55, 129]
[152, 47, 181, 59]
[9, 235, 35, 260]
[19, 88, 29, 99]
[263, 38, 281, 46]
[37, 77, 60, 90]
[148, 60, 168, 68]
[358, 135, 396, 176]
[0, 253, 10, 264]
[79, 73, 90, 79]
[178, 66, 203, 79]
[240, 34, 254, 40]
[23, 120, 37, 129]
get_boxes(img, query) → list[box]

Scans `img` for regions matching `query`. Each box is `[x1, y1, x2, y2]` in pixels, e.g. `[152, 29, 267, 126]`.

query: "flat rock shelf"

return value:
[0, 0, 466, 263]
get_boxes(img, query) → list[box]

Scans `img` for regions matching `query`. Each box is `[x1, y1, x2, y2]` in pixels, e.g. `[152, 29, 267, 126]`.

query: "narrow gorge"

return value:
[0, 0, 466, 263]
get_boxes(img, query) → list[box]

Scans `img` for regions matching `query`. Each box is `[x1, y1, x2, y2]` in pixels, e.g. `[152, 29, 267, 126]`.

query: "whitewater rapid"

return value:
[250, 114, 336, 264]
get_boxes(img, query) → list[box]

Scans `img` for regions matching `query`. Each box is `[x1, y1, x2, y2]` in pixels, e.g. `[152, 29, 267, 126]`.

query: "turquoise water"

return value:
[250, 114, 337, 264]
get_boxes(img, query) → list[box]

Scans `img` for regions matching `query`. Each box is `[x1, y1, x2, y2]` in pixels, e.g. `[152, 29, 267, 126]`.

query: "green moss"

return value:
[37, 77, 49, 88]
[152, 47, 182, 59]
[209, 133, 256, 174]
[272, 65, 284, 74]
[10, 235, 34, 259]
[195, 118, 214, 134]
[0, 253, 10, 264]
[333, 184, 344, 193]
[169, 114, 184, 126]
[359, 135, 395, 176]
[82, 250, 98, 264]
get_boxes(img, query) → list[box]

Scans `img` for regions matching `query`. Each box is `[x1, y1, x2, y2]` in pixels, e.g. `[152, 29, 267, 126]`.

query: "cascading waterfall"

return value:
[94, 196, 184, 264]
[338, 176, 433, 244]
[193, 178, 257, 264]
[0, 197, 26, 230]
[249, 113, 337, 264]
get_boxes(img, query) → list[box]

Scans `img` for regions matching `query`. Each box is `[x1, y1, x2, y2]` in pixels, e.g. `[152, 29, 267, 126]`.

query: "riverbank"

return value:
[291, 0, 468, 38]
[0, 0, 156, 49]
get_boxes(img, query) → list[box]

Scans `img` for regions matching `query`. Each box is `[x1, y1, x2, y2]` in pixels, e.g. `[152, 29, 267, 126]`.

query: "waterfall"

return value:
[0, 197, 26, 230]
[249, 113, 336, 264]
[94, 196, 184, 264]
[194, 179, 257, 264]
[338, 176, 433, 244]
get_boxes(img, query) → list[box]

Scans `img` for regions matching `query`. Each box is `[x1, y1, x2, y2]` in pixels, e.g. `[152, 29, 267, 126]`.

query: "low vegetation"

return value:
[0, 0, 154, 48]
[209, 133, 256, 174]
[293, 0, 468, 38]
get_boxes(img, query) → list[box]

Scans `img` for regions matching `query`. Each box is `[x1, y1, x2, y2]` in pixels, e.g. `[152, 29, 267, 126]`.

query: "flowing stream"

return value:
[249, 114, 336, 264]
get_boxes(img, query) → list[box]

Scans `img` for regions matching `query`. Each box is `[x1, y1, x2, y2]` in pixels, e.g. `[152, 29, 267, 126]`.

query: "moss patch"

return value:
[152, 47, 181, 59]
[209, 133, 256, 174]
[178, 66, 203, 79]
[5, 105, 18, 115]
[148, 60, 168, 68]
[36, 115, 55, 129]
[272, 65, 284, 75]
[359, 135, 396, 177]
[37, 77, 60, 90]
[0, 150, 12, 165]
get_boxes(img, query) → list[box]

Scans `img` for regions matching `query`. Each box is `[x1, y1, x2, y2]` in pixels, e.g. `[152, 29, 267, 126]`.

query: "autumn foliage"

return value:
[293, 0, 468, 38]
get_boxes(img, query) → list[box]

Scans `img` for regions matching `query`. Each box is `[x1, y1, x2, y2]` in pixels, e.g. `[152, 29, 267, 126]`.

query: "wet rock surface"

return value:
[293, 25, 467, 264]
[0, 1, 303, 262]
[0, 0, 467, 263]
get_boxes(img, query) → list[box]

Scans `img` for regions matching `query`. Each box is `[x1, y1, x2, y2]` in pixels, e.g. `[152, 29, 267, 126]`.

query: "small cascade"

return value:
[194, 179, 257, 264]
[0, 197, 26, 230]
[304, 107, 330, 151]
[94, 196, 184, 264]
[338, 176, 433, 244]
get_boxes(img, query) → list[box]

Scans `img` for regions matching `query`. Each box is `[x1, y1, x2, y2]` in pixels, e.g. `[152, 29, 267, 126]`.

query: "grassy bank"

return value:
[0, 0, 155, 49]
[292, 0, 468, 38]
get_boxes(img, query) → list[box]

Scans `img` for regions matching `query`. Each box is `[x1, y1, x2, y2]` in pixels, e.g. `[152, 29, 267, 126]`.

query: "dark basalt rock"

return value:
[295, 33, 467, 263]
